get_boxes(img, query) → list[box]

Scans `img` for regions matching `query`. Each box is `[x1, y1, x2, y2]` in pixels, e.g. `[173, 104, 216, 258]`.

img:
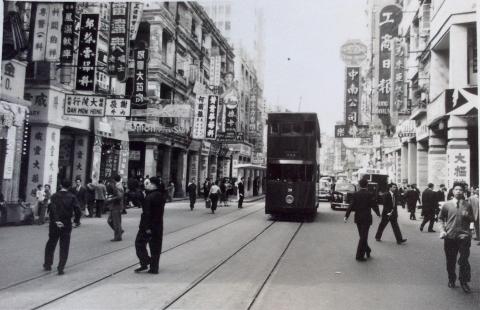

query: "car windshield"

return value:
[335, 183, 355, 191]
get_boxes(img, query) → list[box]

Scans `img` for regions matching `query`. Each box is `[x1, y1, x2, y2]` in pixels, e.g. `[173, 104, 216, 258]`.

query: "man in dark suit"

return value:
[71, 178, 87, 217]
[186, 178, 197, 211]
[420, 183, 438, 232]
[344, 178, 381, 261]
[43, 179, 81, 275]
[375, 183, 407, 244]
[237, 177, 245, 209]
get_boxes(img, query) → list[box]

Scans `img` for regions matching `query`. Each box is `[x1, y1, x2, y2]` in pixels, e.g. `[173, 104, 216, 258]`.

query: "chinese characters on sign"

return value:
[105, 99, 131, 117]
[248, 95, 257, 134]
[32, 3, 50, 61]
[447, 149, 470, 189]
[108, 3, 129, 81]
[133, 47, 149, 108]
[205, 95, 219, 140]
[209, 56, 222, 86]
[391, 39, 409, 115]
[376, 5, 402, 128]
[64, 94, 106, 117]
[60, 3, 75, 64]
[75, 14, 99, 92]
[335, 124, 369, 138]
[45, 3, 63, 62]
[193, 94, 207, 139]
[345, 67, 360, 126]
[129, 3, 144, 40]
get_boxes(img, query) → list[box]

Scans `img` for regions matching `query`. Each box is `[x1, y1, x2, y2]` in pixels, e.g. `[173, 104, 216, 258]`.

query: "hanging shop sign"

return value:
[334, 124, 369, 138]
[396, 120, 415, 138]
[31, 3, 50, 61]
[340, 40, 367, 66]
[375, 5, 402, 129]
[129, 3, 144, 41]
[205, 95, 219, 140]
[60, 3, 75, 64]
[209, 56, 221, 87]
[126, 121, 189, 135]
[447, 148, 470, 189]
[64, 94, 105, 117]
[44, 3, 63, 62]
[75, 14, 99, 92]
[105, 98, 131, 117]
[3, 126, 16, 179]
[391, 39, 409, 116]
[156, 104, 192, 118]
[193, 94, 207, 139]
[108, 3, 129, 81]
[345, 67, 360, 126]
[248, 95, 257, 133]
[132, 46, 149, 108]
[444, 87, 478, 114]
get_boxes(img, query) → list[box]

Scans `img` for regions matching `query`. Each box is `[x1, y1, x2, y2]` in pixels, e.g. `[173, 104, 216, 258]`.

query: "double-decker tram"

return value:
[265, 113, 321, 219]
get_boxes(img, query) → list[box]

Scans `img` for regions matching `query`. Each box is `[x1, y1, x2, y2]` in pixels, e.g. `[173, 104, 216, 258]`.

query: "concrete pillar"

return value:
[446, 115, 470, 188]
[449, 25, 469, 88]
[428, 130, 447, 188]
[176, 150, 188, 197]
[26, 125, 61, 204]
[161, 146, 171, 182]
[408, 140, 417, 185]
[72, 134, 89, 183]
[401, 143, 408, 184]
[144, 143, 158, 178]
[188, 152, 199, 183]
[416, 141, 428, 190]
[199, 155, 208, 184]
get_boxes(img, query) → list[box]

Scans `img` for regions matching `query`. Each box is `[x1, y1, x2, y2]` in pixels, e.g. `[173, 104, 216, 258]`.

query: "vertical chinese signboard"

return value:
[391, 39, 409, 116]
[345, 67, 359, 127]
[376, 5, 402, 128]
[248, 95, 257, 133]
[32, 3, 50, 61]
[45, 4, 63, 62]
[193, 94, 207, 139]
[60, 3, 75, 64]
[205, 95, 219, 140]
[129, 3, 144, 41]
[447, 149, 470, 189]
[75, 14, 99, 92]
[108, 3, 129, 81]
[133, 47, 148, 108]
[209, 56, 221, 86]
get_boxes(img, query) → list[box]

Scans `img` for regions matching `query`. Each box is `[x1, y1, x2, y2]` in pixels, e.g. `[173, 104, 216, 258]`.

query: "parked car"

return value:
[330, 182, 356, 210]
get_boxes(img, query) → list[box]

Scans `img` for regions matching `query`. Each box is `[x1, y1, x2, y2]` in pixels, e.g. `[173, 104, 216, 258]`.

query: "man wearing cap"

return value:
[134, 177, 166, 274]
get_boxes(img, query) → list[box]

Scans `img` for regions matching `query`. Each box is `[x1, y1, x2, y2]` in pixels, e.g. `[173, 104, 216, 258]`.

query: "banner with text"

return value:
[64, 94, 106, 117]
[345, 67, 359, 126]
[193, 94, 207, 139]
[75, 14, 99, 92]
[205, 95, 219, 140]
[375, 5, 402, 129]
[31, 3, 50, 61]
[132, 47, 148, 108]
[105, 98, 131, 117]
[108, 3, 129, 81]
[60, 3, 75, 64]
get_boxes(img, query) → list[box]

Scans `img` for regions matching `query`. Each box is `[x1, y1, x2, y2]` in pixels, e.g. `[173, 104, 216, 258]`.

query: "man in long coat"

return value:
[420, 183, 438, 232]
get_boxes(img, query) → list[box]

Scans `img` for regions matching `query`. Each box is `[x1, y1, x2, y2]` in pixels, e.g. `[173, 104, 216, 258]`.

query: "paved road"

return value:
[0, 200, 478, 309]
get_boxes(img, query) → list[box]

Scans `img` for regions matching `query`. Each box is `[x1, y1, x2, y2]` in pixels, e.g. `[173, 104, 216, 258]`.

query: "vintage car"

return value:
[318, 179, 332, 201]
[330, 182, 357, 210]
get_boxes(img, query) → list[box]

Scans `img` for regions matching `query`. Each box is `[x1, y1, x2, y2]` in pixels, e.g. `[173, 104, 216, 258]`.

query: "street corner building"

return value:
[0, 1, 267, 222]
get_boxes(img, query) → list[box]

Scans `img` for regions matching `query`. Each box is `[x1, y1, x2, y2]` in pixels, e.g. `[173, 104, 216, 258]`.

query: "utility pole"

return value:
[297, 96, 302, 112]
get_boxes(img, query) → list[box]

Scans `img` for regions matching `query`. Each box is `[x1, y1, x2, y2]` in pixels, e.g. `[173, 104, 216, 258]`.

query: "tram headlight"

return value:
[285, 195, 294, 204]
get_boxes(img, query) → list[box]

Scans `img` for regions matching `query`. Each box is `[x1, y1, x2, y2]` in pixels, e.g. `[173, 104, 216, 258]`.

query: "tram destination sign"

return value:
[64, 94, 106, 117]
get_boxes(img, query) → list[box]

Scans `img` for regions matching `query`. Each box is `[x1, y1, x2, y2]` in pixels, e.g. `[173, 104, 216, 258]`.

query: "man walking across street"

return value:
[375, 183, 407, 244]
[420, 183, 438, 232]
[71, 178, 87, 217]
[467, 187, 479, 245]
[135, 177, 166, 274]
[203, 178, 212, 208]
[344, 178, 381, 261]
[238, 177, 245, 209]
[187, 178, 197, 211]
[43, 179, 81, 275]
[439, 182, 475, 293]
[405, 184, 420, 220]
[106, 181, 124, 242]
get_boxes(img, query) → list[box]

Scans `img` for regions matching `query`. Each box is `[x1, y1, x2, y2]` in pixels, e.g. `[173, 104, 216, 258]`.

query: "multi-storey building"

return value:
[382, 0, 478, 190]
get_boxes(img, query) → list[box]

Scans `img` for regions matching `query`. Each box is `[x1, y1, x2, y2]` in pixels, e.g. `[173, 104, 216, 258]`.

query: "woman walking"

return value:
[209, 181, 221, 214]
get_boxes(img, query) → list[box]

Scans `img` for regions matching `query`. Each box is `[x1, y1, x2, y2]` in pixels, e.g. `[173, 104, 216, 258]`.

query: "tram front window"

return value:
[267, 164, 315, 182]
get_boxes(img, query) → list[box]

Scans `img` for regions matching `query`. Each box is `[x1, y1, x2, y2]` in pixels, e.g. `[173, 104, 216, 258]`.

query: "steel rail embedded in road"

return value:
[26, 202, 264, 310]
[162, 221, 304, 310]
[0, 202, 263, 293]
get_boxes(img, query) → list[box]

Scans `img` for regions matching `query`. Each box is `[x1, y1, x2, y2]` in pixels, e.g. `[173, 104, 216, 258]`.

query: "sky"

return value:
[259, 0, 369, 135]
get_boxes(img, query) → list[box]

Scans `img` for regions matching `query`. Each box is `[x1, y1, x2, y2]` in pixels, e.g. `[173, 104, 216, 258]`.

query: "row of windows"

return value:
[269, 122, 316, 135]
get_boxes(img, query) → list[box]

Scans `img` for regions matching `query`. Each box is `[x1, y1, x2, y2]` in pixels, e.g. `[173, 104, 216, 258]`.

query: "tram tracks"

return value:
[0, 202, 263, 295]
[162, 221, 304, 310]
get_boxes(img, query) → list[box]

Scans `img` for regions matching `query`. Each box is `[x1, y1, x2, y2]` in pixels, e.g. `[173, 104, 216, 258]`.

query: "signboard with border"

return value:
[64, 94, 105, 117]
